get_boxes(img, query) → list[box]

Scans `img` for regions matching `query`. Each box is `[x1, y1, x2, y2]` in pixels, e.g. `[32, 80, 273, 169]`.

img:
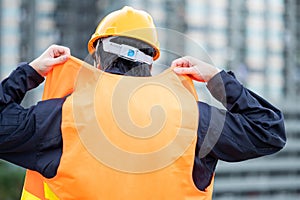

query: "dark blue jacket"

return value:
[0, 63, 286, 191]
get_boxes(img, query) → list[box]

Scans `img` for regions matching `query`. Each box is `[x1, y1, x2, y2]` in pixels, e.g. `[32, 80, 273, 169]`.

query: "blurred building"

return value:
[0, 0, 299, 199]
[0, 0, 21, 79]
[183, 1, 299, 199]
[285, 0, 300, 102]
[184, 0, 286, 103]
[54, 0, 99, 58]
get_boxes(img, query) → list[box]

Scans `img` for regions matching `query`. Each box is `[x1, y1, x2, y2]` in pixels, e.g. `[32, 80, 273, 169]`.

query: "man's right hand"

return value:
[30, 44, 71, 77]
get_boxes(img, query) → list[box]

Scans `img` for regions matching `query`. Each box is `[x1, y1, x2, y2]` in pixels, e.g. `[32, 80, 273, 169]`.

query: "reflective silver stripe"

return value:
[102, 37, 153, 65]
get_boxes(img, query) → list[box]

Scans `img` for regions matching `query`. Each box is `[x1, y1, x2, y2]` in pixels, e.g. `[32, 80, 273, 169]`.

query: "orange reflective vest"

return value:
[21, 56, 214, 199]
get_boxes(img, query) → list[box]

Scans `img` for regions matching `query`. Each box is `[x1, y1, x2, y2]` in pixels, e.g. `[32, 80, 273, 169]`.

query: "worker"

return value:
[0, 6, 285, 200]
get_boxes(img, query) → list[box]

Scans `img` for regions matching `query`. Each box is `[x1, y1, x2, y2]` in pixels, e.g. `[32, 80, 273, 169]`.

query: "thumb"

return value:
[48, 55, 69, 66]
[173, 67, 194, 75]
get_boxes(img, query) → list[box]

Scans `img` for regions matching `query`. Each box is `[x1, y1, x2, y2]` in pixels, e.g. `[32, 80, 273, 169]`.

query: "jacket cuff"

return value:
[206, 70, 243, 110]
[19, 63, 45, 85]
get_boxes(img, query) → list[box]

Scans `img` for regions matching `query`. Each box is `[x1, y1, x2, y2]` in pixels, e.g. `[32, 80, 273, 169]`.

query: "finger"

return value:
[48, 55, 69, 66]
[171, 59, 183, 67]
[171, 58, 189, 67]
[182, 59, 190, 68]
[57, 46, 71, 56]
[49, 45, 71, 58]
[53, 49, 61, 57]
[54, 48, 70, 57]
[172, 56, 195, 68]
[173, 67, 195, 75]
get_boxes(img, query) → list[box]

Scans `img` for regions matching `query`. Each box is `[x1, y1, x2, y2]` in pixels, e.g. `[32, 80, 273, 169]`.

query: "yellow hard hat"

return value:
[88, 6, 160, 60]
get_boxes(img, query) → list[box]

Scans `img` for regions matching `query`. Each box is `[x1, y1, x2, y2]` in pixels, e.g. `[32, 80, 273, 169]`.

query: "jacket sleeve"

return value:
[0, 63, 64, 178]
[197, 70, 286, 162]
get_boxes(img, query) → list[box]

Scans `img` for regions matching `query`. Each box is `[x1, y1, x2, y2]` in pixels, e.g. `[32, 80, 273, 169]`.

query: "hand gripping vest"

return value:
[21, 56, 214, 200]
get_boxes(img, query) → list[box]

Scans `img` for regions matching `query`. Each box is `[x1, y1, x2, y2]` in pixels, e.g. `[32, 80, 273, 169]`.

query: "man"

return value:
[0, 6, 285, 200]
